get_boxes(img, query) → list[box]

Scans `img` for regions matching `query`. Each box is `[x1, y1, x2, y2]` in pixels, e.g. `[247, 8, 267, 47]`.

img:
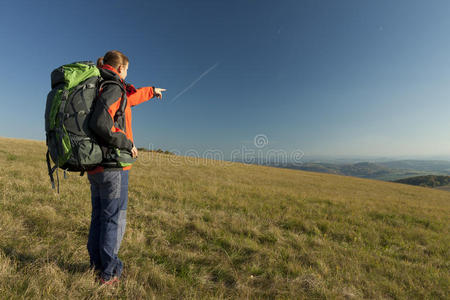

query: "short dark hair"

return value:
[97, 50, 129, 69]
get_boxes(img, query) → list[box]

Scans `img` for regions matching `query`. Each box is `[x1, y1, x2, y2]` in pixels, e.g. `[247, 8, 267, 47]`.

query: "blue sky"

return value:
[1, 0, 450, 160]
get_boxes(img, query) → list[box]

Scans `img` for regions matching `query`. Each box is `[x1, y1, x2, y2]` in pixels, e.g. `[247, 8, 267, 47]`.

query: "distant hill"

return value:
[267, 160, 450, 181]
[378, 160, 450, 174]
[282, 162, 393, 178]
[137, 147, 174, 155]
[394, 175, 450, 188]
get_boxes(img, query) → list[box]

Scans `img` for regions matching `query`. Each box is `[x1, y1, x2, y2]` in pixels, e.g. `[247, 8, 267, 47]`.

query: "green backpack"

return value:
[44, 61, 126, 191]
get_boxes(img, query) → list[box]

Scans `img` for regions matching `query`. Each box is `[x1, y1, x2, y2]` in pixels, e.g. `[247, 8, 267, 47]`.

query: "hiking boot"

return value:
[99, 276, 120, 285]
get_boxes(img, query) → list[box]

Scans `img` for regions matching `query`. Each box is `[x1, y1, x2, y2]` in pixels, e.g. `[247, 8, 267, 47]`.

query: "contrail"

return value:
[170, 62, 219, 104]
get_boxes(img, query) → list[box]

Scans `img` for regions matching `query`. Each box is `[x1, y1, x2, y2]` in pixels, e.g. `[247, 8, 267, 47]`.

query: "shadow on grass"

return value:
[57, 261, 91, 274]
[1, 245, 91, 274]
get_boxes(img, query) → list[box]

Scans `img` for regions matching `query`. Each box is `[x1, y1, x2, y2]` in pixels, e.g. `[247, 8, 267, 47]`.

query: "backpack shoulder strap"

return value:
[98, 80, 127, 115]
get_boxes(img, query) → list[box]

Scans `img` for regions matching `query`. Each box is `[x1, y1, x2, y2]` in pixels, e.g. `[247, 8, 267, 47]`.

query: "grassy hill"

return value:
[0, 137, 448, 299]
[270, 161, 449, 181]
[394, 175, 450, 188]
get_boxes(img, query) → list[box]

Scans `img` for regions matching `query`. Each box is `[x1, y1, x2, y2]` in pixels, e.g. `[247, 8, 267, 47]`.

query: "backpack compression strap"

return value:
[46, 150, 60, 193]
[46, 150, 55, 189]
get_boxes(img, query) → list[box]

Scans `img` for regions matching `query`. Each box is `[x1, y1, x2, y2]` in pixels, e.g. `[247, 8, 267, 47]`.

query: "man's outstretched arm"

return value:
[128, 86, 166, 107]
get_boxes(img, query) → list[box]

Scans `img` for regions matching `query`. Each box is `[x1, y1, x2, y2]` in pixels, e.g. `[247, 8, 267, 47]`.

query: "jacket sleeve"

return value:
[89, 84, 133, 151]
[127, 86, 155, 107]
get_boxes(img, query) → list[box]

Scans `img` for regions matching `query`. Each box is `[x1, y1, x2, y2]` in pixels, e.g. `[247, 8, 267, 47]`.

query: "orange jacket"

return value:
[88, 64, 155, 174]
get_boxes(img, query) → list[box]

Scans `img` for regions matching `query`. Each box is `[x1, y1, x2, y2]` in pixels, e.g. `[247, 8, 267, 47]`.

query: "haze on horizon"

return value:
[1, 0, 449, 159]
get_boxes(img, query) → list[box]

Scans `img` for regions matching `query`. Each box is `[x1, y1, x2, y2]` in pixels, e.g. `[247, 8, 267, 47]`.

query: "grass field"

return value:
[0, 137, 448, 299]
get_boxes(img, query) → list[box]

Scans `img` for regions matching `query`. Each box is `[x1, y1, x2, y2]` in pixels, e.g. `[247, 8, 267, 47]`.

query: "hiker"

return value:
[87, 50, 165, 284]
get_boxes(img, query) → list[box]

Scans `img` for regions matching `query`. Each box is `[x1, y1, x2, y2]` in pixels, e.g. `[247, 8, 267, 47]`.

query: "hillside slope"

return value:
[269, 161, 448, 181]
[394, 175, 450, 188]
[0, 137, 448, 299]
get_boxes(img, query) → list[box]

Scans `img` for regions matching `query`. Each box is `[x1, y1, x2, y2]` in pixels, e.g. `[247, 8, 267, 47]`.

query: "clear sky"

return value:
[1, 0, 450, 160]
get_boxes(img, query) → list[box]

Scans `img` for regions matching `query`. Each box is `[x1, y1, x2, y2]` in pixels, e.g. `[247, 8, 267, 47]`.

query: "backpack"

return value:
[44, 61, 126, 192]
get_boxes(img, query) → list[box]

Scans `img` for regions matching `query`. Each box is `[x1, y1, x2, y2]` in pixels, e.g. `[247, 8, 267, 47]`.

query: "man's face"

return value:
[118, 63, 129, 79]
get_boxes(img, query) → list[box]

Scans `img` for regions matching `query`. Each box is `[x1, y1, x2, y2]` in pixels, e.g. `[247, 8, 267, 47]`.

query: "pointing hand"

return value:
[154, 88, 166, 99]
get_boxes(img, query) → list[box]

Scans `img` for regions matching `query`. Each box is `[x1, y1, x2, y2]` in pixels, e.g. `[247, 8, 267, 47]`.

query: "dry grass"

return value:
[0, 137, 448, 299]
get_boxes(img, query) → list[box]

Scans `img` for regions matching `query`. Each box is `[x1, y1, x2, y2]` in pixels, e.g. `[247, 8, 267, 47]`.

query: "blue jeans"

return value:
[87, 170, 128, 280]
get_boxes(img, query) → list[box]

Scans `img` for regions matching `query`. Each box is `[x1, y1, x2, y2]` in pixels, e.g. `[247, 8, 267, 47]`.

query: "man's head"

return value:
[97, 50, 129, 79]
